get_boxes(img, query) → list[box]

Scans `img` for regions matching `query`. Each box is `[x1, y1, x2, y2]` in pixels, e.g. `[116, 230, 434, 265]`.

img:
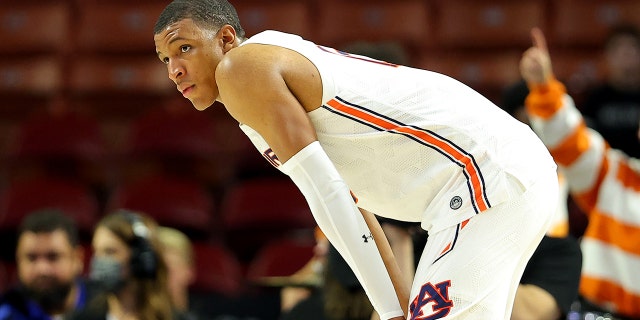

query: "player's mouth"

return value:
[181, 85, 194, 97]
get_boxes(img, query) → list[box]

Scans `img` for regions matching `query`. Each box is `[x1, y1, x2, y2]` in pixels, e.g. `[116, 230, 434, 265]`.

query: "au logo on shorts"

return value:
[449, 196, 462, 210]
[410, 280, 453, 319]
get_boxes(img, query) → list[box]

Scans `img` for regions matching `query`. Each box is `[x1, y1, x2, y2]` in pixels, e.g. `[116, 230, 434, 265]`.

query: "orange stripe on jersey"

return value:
[325, 97, 490, 213]
[460, 219, 470, 229]
[580, 276, 640, 317]
[617, 159, 640, 192]
[583, 209, 640, 256]
[549, 121, 591, 166]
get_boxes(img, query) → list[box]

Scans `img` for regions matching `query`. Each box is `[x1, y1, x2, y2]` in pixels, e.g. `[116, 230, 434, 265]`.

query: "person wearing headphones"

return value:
[66, 210, 184, 320]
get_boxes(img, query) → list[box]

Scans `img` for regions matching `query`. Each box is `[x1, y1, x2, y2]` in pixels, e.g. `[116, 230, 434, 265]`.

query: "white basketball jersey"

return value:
[239, 31, 556, 232]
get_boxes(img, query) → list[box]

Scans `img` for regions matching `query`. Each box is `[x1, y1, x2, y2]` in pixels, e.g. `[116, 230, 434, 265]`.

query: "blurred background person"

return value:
[156, 226, 199, 320]
[581, 24, 640, 158]
[67, 210, 181, 320]
[521, 27, 640, 319]
[0, 209, 97, 320]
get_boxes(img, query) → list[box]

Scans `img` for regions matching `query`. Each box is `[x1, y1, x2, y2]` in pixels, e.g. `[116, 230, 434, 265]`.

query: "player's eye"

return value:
[162, 57, 169, 64]
[180, 45, 191, 53]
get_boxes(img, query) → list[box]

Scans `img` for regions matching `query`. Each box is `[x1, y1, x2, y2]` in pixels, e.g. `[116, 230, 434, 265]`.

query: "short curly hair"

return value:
[154, 0, 245, 39]
[18, 209, 79, 247]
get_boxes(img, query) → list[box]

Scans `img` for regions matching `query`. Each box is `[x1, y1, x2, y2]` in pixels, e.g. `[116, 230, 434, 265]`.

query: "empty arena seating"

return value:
[550, 0, 640, 47]
[6, 109, 108, 186]
[191, 241, 244, 296]
[0, 176, 100, 255]
[74, 2, 167, 54]
[235, 1, 313, 39]
[219, 177, 316, 262]
[245, 237, 316, 282]
[106, 173, 215, 239]
[0, 3, 70, 54]
[316, 1, 431, 48]
[551, 49, 607, 98]
[0, 57, 62, 96]
[0, 57, 63, 119]
[433, 0, 546, 49]
[416, 50, 522, 102]
[69, 56, 172, 96]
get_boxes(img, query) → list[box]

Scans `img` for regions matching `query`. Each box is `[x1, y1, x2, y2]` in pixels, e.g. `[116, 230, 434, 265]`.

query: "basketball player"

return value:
[153, 1, 559, 318]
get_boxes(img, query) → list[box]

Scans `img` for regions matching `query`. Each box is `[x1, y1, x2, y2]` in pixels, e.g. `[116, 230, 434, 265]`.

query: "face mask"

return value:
[89, 256, 124, 292]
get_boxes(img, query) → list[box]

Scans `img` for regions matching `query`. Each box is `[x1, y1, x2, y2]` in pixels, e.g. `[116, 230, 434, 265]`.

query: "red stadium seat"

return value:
[6, 110, 108, 185]
[551, 49, 607, 103]
[9, 110, 105, 161]
[219, 177, 316, 262]
[220, 177, 315, 231]
[235, 2, 312, 39]
[245, 238, 316, 282]
[550, 0, 640, 47]
[107, 174, 215, 238]
[416, 50, 522, 101]
[123, 104, 249, 186]
[0, 3, 70, 54]
[316, 1, 431, 48]
[0, 176, 100, 237]
[0, 56, 63, 120]
[127, 106, 218, 159]
[75, 2, 167, 53]
[433, 0, 545, 49]
[0, 56, 62, 95]
[191, 241, 244, 296]
[69, 55, 172, 96]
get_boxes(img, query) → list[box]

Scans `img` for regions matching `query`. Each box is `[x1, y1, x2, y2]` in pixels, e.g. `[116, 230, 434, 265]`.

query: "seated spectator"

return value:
[67, 210, 185, 320]
[156, 227, 199, 319]
[0, 209, 99, 320]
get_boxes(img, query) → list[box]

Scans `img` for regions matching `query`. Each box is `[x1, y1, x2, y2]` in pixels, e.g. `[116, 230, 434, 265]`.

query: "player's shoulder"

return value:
[218, 41, 305, 86]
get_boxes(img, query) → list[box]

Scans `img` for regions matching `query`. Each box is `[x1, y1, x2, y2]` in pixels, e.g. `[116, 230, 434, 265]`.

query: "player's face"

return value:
[16, 230, 82, 300]
[154, 18, 225, 111]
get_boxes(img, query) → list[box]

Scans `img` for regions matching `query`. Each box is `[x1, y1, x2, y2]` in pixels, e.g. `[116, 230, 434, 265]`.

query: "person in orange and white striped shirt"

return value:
[521, 28, 640, 319]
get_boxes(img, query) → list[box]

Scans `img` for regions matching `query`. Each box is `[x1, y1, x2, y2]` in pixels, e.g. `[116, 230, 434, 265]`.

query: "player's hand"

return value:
[520, 28, 554, 85]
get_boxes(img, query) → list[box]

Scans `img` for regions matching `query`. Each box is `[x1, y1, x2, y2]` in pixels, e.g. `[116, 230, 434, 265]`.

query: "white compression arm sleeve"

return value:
[280, 141, 404, 319]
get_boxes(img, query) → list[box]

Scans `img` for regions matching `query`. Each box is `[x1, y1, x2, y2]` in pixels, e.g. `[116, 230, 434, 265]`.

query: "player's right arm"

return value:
[216, 44, 405, 319]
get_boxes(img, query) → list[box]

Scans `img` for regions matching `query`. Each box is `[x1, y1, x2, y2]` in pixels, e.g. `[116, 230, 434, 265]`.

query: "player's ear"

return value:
[220, 25, 237, 52]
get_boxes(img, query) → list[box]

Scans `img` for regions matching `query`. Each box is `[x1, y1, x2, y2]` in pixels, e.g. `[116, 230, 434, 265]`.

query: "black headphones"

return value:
[122, 211, 158, 279]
